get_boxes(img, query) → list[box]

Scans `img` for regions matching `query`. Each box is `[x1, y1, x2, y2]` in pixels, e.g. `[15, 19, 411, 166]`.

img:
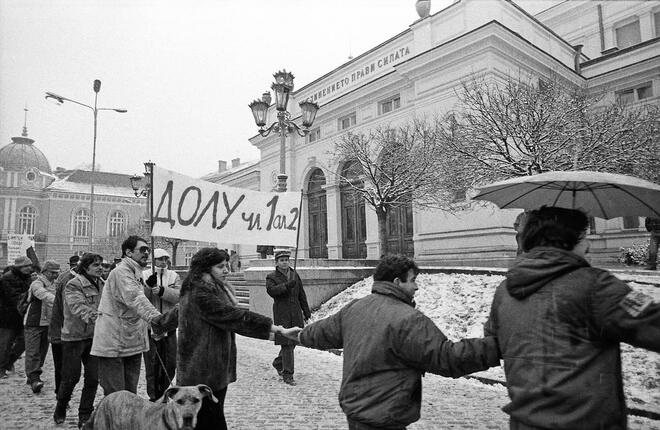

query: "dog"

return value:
[82, 384, 217, 430]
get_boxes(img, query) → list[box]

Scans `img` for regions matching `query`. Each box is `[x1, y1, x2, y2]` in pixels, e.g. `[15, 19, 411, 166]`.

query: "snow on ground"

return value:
[310, 273, 660, 414]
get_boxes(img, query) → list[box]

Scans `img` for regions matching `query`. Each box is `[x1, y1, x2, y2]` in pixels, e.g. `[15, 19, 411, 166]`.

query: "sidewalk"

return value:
[1, 336, 658, 429]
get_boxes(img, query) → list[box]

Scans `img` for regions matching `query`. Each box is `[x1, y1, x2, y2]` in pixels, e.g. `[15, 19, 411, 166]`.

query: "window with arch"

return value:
[108, 210, 126, 237]
[18, 206, 36, 235]
[73, 208, 90, 238]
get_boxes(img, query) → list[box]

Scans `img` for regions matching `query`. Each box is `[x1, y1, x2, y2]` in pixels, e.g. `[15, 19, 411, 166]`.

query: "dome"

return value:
[0, 136, 52, 173]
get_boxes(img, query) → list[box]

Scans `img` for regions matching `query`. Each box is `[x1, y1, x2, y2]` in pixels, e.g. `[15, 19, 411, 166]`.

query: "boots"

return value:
[53, 402, 67, 424]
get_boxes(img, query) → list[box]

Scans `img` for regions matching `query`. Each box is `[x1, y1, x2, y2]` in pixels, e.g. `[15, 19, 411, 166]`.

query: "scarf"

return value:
[201, 273, 238, 306]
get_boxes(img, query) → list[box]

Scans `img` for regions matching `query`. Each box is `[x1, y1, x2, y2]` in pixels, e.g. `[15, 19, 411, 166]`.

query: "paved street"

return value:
[0, 336, 658, 430]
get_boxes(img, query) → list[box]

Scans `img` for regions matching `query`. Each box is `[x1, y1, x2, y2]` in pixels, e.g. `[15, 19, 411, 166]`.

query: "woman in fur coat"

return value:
[177, 248, 285, 430]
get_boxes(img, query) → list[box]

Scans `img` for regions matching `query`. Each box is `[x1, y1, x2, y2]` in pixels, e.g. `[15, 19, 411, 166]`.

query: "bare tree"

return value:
[329, 119, 457, 255]
[439, 73, 660, 187]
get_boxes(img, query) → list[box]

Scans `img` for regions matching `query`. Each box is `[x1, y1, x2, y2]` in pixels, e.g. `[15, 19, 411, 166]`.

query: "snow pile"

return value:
[310, 273, 660, 413]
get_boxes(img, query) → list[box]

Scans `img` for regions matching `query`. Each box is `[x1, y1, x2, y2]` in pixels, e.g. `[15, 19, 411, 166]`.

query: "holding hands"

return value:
[269, 325, 303, 342]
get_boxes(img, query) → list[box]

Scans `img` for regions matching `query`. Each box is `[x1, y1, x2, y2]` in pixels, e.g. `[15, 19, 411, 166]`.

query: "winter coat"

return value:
[142, 267, 181, 314]
[266, 267, 311, 346]
[91, 258, 161, 358]
[0, 268, 32, 329]
[177, 273, 272, 392]
[487, 247, 660, 430]
[49, 270, 77, 343]
[62, 274, 103, 342]
[300, 281, 500, 429]
[24, 274, 56, 327]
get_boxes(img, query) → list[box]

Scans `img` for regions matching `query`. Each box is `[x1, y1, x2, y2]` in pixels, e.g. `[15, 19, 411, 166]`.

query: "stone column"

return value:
[324, 184, 342, 259]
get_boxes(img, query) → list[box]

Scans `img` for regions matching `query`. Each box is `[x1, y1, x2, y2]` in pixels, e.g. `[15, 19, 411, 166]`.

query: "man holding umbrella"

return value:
[266, 248, 311, 386]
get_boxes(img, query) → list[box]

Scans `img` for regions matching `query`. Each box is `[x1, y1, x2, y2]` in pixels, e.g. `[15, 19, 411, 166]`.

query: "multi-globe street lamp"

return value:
[130, 161, 155, 270]
[45, 80, 127, 251]
[249, 70, 319, 192]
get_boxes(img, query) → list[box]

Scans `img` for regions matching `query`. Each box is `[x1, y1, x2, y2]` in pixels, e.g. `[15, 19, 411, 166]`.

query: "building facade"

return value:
[235, 0, 659, 266]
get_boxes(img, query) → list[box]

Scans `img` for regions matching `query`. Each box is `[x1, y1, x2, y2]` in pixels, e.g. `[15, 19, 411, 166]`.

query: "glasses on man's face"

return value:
[136, 246, 151, 254]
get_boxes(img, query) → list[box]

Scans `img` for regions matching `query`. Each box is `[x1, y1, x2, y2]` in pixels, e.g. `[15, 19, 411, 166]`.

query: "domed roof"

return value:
[0, 136, 52, 174]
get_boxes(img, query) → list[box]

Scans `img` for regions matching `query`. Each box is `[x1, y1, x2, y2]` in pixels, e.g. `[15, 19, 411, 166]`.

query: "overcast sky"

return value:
[0, 0, 560, 178]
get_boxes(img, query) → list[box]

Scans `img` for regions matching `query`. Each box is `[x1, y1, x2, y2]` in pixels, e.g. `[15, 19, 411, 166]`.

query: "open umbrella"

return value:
[472, 170, 660, 219]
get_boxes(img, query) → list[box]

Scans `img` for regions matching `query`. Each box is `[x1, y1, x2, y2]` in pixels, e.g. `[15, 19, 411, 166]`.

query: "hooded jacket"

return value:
[0, 268, 32, 329]
[300, 281, 500, 429]
[487, 247, 660, 430]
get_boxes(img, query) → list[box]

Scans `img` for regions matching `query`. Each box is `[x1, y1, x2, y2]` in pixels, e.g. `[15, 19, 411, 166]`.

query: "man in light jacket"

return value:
[23, 260, 60, 393]
[142, 248, 181, 401]
[91, 236, 168, 396]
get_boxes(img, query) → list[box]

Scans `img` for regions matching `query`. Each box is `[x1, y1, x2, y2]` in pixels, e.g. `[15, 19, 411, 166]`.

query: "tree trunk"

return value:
[171, 241, 179, 266]
[376, 207, 388, 257]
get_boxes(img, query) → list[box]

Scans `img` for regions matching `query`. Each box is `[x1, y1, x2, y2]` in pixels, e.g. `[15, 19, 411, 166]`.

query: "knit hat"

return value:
[274, 248, 291, 260]
[69, 255, 80, 265]
[14, 256, 33, 267]
[41, 260, 61, 273]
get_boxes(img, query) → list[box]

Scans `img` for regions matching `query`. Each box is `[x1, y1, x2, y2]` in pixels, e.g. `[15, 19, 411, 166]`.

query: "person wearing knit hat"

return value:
[266, 248, 311, 386]
[0, 256, 34, 378]
[24, 260, 60, 393]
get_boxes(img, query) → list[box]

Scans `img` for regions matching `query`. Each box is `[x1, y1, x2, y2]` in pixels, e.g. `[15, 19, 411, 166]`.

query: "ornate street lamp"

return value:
[130, 161, 156, 269]
[249, 70, 319, 192]
[45, 80, 127, 251]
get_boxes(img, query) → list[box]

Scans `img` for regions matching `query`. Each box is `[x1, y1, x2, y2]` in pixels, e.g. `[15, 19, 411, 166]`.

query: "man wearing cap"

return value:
[266, 248, 311, 386]
[49, 255, 80, 396]
[142, 248, 181, 401]
[0, 255, 33, 378]
[23, 260, 60, 393]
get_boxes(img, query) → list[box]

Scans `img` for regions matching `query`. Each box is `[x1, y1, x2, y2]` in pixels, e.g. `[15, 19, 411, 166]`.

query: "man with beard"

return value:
[91, 236, 170, 395]
[0, 256, 33, 378]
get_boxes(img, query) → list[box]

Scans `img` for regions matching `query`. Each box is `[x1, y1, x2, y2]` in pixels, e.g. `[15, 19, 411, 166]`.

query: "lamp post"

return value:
[130, 161, 155, 270]
[45, 80, 127, 251]
[249, 70, 319, 192]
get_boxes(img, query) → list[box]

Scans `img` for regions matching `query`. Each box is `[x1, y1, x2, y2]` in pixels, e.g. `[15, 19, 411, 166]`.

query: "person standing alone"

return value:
[142, 248, 181, 401]
[266, 248, 311, 386]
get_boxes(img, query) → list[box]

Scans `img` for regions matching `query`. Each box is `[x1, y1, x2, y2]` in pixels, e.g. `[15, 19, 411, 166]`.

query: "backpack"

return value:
[17, 289, 31, 317]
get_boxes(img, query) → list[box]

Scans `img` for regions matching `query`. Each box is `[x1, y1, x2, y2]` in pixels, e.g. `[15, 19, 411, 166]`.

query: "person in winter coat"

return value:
[23, 260, 60, 393]
[177, 247, 286, 430]
[49, 254, 80, 396]
[486, 206, 660, 430]
[266, 248, 311, 386]
[142, 248, 181, 401]
[645, 217, 660, 270]
[0, 256, 33, 378]
[282, 254, 500, 430]
[54, 253, 104, 428]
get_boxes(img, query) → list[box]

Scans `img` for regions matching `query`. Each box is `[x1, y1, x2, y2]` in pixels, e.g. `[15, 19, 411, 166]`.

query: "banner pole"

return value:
[148, 162, 156, 272]
[292, 189, 304, 274]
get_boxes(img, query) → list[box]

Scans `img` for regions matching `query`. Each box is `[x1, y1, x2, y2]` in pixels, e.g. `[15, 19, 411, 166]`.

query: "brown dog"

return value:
[82, 384, 217, 430]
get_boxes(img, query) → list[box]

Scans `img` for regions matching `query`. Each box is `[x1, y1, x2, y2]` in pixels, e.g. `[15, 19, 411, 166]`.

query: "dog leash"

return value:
[153, 342, 173, 389]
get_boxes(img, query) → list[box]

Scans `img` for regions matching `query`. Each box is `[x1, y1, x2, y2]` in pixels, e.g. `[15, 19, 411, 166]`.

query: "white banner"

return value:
[151, 166, 301, 246]
[7, 233, 34, 266]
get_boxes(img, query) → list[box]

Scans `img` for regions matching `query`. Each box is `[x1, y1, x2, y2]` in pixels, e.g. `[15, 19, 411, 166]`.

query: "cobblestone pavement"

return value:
[1, 336, 658, 429]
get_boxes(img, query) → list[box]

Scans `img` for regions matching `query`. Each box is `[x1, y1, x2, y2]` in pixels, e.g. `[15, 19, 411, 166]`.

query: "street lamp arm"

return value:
[257, 121, 279, 138]
[44, 92, 94, 110]
[288, 121, 310, 138]
[98, 107, 128, 113]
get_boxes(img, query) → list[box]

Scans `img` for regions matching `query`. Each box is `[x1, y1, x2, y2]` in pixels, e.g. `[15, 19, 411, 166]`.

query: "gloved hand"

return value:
[145, 273, 158, 287]
[285, 280, 297, 289]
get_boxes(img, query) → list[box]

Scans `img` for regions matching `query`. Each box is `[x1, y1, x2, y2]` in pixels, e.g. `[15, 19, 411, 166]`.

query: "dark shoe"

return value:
[53, 403, 67, 424]
[283, 376, 296, 386]
[6, 363, 14, 373]
[0, 369, 7, 379]
[272, 362, 283, 376]
[30, 380, 44, 393]
[78, 415, 90, 429]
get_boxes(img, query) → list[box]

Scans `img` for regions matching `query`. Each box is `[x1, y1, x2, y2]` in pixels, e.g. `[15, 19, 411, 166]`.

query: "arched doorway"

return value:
[340, 161, 367, 258]
[307, 168, 328, 258]
[385, 199, 414, 256]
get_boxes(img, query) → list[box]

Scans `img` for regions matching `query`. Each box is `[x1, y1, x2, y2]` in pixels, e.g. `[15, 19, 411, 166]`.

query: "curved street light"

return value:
[45, 80, 127, 250]
[249, 70, 319, 192]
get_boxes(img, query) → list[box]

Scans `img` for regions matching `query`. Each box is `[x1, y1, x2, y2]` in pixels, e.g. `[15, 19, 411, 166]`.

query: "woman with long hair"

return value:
[177, 247, 285, 429]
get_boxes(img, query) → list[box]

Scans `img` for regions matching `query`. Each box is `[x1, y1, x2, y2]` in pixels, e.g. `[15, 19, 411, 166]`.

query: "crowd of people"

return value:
[0, 209, 659, 430]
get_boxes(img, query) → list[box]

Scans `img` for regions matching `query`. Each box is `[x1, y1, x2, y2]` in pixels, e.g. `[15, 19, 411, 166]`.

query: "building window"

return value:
[617, 82, 653, 103]
[379, 95, 401, 115]
[308, 127, 321, 143]
[108, 210, 125, 237]
[73, 208, 90, 238]
[26, 171, 36, 182]
[338, 113, 356, 131]
[18, 206, 36, 235]
[184, 251, 194, 266]
[622, 216, 639, 230]
[615, 19, 641, 49]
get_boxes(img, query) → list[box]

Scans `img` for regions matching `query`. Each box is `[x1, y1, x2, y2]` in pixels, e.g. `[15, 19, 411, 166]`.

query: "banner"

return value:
[7, 233, 34, 266]
[151, 166, 301, 246]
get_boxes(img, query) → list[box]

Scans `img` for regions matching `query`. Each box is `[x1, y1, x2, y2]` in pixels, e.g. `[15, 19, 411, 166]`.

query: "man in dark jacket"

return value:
[0, 256, 34, 378]
[266, 248, 311, 386]
[285, 255, 500, 429]
[645, 217, 660, 270]
[487, 206, 660, 430]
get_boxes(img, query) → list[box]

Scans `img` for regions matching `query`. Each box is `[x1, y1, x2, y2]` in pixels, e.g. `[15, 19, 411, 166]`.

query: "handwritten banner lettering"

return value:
[151, 166, 300, 246]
